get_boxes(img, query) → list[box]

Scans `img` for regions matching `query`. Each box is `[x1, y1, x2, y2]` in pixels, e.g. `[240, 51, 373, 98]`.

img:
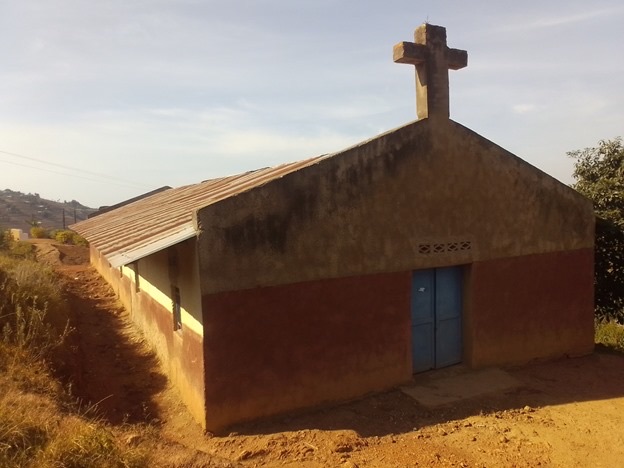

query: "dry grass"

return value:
[0, 346, 149, 467]
[0, 385, 61, 466]
[0, 255, 68, 360]
[0, 249, 151, 467]
[34, 416, 148, 468]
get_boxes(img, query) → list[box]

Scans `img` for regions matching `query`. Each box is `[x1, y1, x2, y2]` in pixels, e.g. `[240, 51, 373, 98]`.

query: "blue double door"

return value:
[411, 266, 463, 373]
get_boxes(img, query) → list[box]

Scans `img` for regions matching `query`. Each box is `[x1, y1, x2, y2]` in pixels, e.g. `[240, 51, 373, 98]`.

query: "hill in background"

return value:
[0, 188, 95, 231]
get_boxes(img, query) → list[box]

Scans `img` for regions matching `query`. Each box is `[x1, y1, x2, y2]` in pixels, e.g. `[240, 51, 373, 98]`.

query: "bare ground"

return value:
[38, 241, 624, 467]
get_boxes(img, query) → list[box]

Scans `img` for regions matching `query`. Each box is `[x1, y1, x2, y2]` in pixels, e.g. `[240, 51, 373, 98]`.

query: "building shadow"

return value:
[228, 348, 624, 438]
[55, 266, 168, 426]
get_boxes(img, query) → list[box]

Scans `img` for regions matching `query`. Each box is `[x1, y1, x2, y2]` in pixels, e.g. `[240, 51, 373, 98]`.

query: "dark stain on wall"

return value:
[222, 181, 320, 253]
[223, 212, 290, 253]
[217, 126, 433, 257]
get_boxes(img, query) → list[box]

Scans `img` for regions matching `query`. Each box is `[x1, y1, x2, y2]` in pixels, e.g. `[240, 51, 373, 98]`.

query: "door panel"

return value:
[435, 317, 462, 368]
[434, 266, 463, 368]
[411, 266, 463, 373]
[410, 269, 435, 372]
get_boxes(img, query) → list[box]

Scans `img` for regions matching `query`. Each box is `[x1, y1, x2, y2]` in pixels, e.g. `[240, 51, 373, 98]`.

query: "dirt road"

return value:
[43, 242, 624, 467]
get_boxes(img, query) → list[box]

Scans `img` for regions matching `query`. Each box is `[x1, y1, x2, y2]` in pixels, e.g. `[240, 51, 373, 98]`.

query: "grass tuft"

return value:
[36, 416, 147, 468]
[0, 254, 69, 360]
[0, 390, 60, 466]
[595, 320, 624, 352]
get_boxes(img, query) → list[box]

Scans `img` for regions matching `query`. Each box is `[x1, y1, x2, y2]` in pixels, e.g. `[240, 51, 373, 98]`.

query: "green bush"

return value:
[30, 227, 48, 239]
[595, 320, 624, 352]
[54, 230, 73, 244]
[53, 230, 88, 247]
[71, 232, 88, 247]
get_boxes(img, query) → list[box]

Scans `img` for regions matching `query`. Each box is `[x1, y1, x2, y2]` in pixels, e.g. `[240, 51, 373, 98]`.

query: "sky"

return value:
[0, 0, 622, 208]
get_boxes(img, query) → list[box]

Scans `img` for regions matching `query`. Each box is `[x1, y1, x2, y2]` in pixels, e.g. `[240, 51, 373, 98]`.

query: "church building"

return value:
[72, 24, 595, 433]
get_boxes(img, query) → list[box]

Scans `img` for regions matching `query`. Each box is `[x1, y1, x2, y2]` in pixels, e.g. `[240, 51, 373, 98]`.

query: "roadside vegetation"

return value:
[570, 137, 624, 352]
[28, 227, 88, 246]
[0, 230, 147, 467]
[570, 137, 624, 324]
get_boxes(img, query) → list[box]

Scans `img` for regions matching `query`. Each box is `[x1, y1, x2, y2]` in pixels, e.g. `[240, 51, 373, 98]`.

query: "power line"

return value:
[0, 158, 150, 190]
[0, 149, 150, 189]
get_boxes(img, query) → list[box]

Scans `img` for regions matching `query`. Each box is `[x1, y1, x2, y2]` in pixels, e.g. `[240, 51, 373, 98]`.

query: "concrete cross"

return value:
[394, 24, 467, 121]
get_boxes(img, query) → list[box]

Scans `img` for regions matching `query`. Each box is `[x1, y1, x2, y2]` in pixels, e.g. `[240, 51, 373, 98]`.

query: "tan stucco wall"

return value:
[196, 119, 594, 295]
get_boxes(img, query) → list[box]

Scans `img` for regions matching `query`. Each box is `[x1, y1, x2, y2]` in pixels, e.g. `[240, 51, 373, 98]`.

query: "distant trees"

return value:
[570, 137, 624, 322]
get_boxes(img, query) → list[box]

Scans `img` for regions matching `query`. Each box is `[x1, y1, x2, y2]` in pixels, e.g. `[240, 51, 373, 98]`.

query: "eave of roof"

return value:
[70, 155, 330, 267]
[106, 224, 196, 268]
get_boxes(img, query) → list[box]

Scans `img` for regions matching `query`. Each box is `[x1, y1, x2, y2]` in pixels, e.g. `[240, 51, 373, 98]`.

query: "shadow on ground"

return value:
[58, 265, 168, 425]
[229, 349, 624, 438]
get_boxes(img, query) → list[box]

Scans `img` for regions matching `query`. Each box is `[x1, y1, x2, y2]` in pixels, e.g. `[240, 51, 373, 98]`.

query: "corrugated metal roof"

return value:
[88, 186, 172, 219]
[70, 155, 329, 268]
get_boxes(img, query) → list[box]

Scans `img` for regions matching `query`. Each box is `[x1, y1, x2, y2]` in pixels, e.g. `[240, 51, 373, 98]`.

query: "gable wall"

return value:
[196, 119, 593, 294]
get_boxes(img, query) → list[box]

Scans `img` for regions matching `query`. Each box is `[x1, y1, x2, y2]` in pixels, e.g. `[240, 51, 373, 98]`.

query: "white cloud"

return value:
[527, 7, 624, 28]
[211, 129, 357, 159]
[511, 104, 537, 114]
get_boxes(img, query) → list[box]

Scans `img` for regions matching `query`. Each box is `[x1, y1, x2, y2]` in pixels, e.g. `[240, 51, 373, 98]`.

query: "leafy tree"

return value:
[26, 217, 41, 228]
[569, 137, 624, 322]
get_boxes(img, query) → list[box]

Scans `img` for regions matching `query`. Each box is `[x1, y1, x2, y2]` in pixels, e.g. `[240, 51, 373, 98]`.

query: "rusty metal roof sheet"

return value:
[71, 155, 329, 268]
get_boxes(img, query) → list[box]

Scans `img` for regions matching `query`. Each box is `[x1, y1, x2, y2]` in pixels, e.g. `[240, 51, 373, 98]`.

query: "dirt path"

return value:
[42, 242, 624, 467]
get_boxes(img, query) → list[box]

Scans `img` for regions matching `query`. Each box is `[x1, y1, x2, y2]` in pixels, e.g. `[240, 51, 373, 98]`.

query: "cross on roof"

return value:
[394, 24, 467, 121]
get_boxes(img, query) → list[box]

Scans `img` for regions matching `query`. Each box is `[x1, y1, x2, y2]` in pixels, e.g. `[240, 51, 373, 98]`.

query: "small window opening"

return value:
[172, 285, 182, 331]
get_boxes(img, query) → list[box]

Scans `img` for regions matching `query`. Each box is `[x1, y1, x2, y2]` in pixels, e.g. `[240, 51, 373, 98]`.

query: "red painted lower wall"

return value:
[202, 271, 412, 432]
[466, 248, 594, 367]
